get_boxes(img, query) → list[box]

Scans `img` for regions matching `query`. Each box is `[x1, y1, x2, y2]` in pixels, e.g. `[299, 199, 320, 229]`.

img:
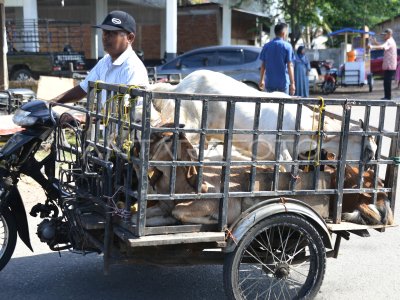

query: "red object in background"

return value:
[370, 49, 400, 76]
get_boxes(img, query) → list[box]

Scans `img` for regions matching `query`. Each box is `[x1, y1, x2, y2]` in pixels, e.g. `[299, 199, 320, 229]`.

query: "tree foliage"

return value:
[236, 0, 322, 47]
[321, 0, 400, 32]
[235, 0, 400, 47]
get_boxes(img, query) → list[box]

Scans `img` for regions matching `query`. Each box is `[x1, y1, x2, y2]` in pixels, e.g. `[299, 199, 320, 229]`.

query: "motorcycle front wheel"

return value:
[321, 81, 336, 94]
[0, 209, 17, 271]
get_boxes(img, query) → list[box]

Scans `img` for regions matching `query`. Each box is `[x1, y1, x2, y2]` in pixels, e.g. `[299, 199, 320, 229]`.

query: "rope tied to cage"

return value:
[280, 197, 288, 212]
[104, 186, 131, 218]
[121, 85, 140, 162]
[103, 88, 126, 127]
[93, 80, 104, 112]
[225, 229, 238, 245]
[305, 96, 326, 172]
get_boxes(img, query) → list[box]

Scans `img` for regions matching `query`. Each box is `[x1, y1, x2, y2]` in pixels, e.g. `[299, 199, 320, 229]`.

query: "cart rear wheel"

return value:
[224, 214, 326, 300]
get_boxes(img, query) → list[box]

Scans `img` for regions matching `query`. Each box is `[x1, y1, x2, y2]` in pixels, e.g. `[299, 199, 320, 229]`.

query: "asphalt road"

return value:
[1, 79, 399, 300]
[1, 208, 399, 300]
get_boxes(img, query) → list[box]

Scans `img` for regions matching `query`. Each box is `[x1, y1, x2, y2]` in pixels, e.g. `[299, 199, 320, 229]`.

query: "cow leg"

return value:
[172, 198, 241, 225]
[172, 200, 218, 224]
[342, 210, 366, 224]
[131, 201, 175, 224]
[375, 199, 394, 225]
[279, 142, 293, 172]
[342, 203, 381, 225]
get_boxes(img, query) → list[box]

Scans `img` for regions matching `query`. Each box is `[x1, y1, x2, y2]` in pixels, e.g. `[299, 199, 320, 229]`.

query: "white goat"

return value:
[149, 70, 376, 162]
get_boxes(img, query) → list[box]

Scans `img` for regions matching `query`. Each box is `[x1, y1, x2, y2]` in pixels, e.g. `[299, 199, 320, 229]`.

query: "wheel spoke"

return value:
[286, 234, 307, 264]
[258, 229, 280, 263]
[290, 261, 311, 278]
[0, 215, 9, 257]
[239, 271, 266, 295]
[280, 226, 294, 261]
[242, 245, 275, 273]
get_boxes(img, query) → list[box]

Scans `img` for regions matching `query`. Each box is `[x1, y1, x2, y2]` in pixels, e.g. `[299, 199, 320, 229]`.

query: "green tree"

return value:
[321, 0, 400, 32]
[235, 0, 400, 47]
[235, 0, 323, 47]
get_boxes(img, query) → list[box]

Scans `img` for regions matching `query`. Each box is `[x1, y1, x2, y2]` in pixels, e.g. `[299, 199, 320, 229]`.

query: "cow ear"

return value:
[161, 131, 174, 137]
[327, 152, 336, 160]
[179, 135, 198, 161]
[186, 166, 208, 193]
[157, 122, 174, 137]
[361, 192, 372, 198]
[345, 164, 358, 177]
[158, 124, 188, 141]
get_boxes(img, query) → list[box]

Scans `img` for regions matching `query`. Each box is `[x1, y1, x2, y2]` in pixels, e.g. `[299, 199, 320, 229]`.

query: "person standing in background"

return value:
[259, 23, 296, 95]
[370, 28, 397, 100]
[294, 46, 311, 97]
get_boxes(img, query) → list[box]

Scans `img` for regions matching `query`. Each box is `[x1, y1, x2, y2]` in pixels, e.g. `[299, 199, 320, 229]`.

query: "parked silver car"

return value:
[155, 45, 262, 89]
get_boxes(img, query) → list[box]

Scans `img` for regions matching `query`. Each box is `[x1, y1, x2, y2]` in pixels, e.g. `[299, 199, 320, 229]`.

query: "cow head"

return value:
[148, 123, 208, 194]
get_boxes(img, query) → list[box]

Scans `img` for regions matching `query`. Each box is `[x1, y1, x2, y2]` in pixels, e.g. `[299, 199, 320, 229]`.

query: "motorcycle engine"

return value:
[37, 218, 71, 250]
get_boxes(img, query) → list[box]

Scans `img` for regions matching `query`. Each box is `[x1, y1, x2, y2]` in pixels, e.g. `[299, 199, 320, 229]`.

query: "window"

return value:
[161, 59, 180, 70]
[217, 50, 243, 66]
[181, 52, 215, 68]
[244, 50, 259, 63]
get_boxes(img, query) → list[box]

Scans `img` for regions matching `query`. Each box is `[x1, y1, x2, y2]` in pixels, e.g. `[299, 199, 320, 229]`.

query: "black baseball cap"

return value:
[94, 10, 136, 34]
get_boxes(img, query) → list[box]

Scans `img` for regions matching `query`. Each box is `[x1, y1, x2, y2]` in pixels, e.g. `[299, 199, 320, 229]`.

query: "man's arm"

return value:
[53, 85, 87, 104]
[369, 37, 387, 50]
[287, 61, 295, 96]
[259, 62, 266, 91]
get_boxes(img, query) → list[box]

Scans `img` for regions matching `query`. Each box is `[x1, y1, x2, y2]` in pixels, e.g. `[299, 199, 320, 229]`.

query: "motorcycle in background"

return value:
[311, 59, 374, 94]
[311, 60, 338, 95]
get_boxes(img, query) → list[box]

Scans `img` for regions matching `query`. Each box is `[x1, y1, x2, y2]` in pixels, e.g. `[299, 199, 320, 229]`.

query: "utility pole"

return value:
[0, 0, 8, 90]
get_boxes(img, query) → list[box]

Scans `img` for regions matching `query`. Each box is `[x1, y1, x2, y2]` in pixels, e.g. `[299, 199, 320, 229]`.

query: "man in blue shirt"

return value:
[259, 23, 295, 95]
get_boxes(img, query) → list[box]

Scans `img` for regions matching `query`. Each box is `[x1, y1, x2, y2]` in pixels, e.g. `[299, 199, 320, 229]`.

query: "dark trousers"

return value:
[383, 70, 396, 99]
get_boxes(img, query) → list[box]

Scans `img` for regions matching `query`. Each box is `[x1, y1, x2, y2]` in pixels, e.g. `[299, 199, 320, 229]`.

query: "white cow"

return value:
[149, 70, 376, 162]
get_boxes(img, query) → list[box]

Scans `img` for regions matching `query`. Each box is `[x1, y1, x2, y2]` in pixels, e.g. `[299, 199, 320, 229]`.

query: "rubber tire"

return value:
[224, 214, 326, 300]
[10, 69, 33, 81]
[0, 209, 17, 271]
[321, 81, 335, 94]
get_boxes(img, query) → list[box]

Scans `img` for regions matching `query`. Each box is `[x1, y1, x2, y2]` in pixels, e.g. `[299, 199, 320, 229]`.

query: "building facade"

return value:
[5, 0, 268, 63]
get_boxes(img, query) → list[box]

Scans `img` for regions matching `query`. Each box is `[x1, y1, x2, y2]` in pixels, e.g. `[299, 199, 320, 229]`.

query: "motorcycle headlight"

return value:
[12, 108, 38, 126]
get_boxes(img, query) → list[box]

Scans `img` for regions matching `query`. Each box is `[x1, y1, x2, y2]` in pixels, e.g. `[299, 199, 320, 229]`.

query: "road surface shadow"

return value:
[0, 251, 226, 300]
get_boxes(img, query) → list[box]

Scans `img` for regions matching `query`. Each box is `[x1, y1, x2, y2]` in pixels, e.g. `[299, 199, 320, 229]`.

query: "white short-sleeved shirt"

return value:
[80, 46, 149, 102]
